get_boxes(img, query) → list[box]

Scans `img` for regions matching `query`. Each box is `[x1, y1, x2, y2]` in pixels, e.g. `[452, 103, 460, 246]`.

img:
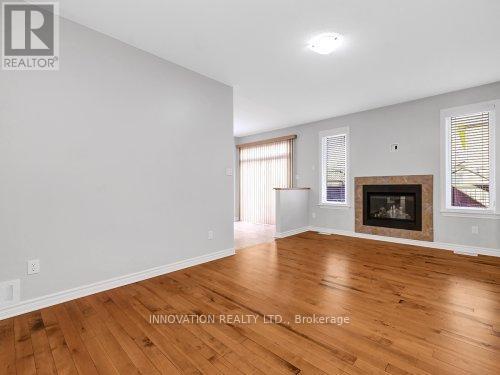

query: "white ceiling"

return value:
[58, 0, 500, 136]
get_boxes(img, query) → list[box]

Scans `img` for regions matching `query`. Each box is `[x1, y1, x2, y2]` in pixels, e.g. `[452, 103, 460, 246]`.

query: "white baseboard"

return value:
[309, 226, 500, 257]
[274, 227, 310, 239]
[0, 248, 235, 321]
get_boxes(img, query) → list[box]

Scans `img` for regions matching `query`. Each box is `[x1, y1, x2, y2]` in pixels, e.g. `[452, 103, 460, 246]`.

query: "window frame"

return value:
[318, 126, 350, 208]
[440, 101, 498, 217]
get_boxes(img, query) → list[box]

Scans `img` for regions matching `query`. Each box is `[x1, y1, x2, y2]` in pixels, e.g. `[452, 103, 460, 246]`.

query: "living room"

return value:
[1, 1, 499, 374]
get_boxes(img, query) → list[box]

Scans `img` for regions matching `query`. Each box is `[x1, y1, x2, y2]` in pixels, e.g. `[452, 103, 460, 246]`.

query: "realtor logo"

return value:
[2, 2, 59, 70]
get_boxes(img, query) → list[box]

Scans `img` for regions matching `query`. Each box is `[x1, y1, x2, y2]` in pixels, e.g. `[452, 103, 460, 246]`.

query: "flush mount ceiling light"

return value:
[308, 33, 343, 55]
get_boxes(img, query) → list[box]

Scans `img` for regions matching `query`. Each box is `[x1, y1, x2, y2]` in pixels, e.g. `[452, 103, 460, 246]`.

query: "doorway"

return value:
[235, 135, 295, 248]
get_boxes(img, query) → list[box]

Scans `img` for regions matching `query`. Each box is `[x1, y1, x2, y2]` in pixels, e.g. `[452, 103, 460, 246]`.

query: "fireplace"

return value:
[363, 185, 422, 231]
[355, 175, 432, 241]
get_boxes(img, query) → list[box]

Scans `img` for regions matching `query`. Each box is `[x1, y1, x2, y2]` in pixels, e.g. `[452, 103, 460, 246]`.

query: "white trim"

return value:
[319, 126, 350, 206]
[440, 100, 498, 215]
[0, 248, 235, 321]
[441, 101, 498, 118]
[440, 211, 500, 219]
[452, 250, 478, 257]
[317, 203, 350, 209]
[309, 226, 500, 257]
[274, 227, 309, 238]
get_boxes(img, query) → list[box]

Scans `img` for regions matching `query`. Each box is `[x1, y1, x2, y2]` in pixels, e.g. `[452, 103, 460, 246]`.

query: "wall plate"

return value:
[0, 279, 20, 307]
[27, 259, 40, 275]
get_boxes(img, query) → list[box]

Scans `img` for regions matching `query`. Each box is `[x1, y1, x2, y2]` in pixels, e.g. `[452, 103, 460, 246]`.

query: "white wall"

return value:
[236, 82, 500, 250]
[0, 18, 234, 302]
[275, 189, 309, 235]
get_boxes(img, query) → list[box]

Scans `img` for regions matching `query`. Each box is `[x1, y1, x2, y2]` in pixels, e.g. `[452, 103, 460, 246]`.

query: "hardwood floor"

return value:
[1, 232, 499, 374]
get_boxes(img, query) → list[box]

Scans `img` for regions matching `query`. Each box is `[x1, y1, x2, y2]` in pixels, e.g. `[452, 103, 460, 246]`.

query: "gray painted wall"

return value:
[0, 19, 234, 301]
[275, 190, 309, 234]
[236, 82, 500, 250]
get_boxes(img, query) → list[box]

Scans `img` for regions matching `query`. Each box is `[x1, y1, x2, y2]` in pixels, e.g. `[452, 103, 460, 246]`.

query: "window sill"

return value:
[440, 210, 500, 220]
[317, 203, 351, 210]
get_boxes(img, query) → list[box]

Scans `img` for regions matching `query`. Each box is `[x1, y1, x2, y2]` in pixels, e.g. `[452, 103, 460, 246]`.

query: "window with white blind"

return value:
[442, 102, 496, 214]
[320, 127, 349, 206]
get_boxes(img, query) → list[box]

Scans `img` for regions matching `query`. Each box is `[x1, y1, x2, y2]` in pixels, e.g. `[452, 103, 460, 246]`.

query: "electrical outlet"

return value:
[471, 225, 479, 234]
[27, 259, 40, 275]
[311, 212, 316, 219]
[208, 230, 214, 240]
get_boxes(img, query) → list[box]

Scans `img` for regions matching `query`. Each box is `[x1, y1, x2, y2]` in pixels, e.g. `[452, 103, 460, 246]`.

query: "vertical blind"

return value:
[323, 134, 347, 203]
[239, 138, 294, 224]
[450, 111, 491, 208]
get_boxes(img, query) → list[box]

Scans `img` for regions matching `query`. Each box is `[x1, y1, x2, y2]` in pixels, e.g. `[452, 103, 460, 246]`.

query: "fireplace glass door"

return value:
[363, 184, 422, 231]
[368, 193, 416, 222]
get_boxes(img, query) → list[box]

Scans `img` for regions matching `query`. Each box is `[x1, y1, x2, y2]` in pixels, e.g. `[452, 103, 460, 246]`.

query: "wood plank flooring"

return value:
[1, 232, 499, 374]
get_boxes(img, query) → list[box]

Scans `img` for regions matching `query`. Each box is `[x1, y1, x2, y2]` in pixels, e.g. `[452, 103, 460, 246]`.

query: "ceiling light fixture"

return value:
[308, 33, 343, 55]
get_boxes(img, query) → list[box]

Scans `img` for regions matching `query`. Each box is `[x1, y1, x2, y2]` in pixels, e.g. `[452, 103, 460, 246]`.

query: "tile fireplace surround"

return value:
[355, 175, 434, 241]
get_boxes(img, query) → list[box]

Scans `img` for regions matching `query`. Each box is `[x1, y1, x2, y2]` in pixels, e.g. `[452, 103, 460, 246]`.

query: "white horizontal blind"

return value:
[239, 139, 293, 224]
[450, 111, 490, 208]
[324, 134, 347, 203]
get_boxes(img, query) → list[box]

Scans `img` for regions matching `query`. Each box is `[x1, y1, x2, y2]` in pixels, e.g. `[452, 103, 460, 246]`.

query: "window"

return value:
[320, 127, 349, 206]
[441, 102, 496, 214]
[238, 136, 294, 224]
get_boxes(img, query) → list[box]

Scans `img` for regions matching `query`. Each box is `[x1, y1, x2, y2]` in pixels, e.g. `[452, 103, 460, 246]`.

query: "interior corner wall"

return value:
[235, 81, 500, 250]
[0, 18, 234, 302]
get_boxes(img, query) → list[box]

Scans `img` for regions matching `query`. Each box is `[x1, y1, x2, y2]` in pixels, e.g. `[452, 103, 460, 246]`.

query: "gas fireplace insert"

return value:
[362, 184, 422, 231]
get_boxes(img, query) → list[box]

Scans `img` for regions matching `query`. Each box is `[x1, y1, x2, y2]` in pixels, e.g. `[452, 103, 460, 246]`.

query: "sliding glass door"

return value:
[239, 137, 294, 224]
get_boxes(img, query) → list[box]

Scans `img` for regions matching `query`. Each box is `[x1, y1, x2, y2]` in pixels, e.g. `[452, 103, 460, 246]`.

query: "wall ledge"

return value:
[274, 187, 311, 190]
